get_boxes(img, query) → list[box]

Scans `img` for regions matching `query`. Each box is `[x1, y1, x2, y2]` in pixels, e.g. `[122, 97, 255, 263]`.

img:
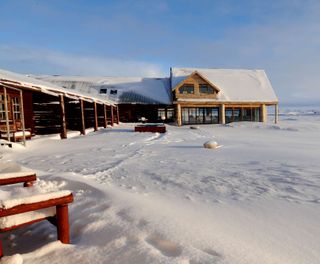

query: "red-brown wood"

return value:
[80, 99, 86, 135]
[134, 125, 166, 133]
[103, 104, 108, 128]
[116, 106, 120, 125]
[0, 235, 2, 258]
[93, 102, 98, 131]
[110, 106, 114, 126]
[0, 194, 73, 217]
[0, 217, 47, 232]
[59, 95, 67, 139]
[56, 204, 70, 243]
[0, 174, 36, 186]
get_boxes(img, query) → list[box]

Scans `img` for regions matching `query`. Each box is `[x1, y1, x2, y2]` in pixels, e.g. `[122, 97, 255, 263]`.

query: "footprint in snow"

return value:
[146, 234, 182, 257]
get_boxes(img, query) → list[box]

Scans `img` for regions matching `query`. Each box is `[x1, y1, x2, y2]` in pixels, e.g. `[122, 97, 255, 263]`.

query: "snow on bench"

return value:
[0, 190, 73, 257]
[0, 171, 36, 187]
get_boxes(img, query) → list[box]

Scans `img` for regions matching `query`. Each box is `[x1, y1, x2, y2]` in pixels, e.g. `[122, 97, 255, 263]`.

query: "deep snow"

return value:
[0, 108, 319, 264]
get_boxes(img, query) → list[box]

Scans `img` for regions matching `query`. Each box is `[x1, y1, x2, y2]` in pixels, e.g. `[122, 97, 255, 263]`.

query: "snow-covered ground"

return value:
[0, 107, 320, 264]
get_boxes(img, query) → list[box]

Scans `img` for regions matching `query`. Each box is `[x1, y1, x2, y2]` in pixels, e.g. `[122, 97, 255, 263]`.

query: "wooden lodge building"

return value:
[0, 66, 278, 143]
[36, 67, 278, 126]
[0, 69, 119, 143]
[170, 68, 278, 126]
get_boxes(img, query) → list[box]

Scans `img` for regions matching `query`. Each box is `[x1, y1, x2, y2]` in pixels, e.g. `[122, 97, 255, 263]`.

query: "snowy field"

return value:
[1, 107, 320, 264]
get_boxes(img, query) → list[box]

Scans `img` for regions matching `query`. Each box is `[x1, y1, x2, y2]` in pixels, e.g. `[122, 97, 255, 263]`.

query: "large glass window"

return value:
[182, 107, 219, 125]
[179, 84, 194, 94]
[226, 107, 260, 123]
[199, 84, 214, 94]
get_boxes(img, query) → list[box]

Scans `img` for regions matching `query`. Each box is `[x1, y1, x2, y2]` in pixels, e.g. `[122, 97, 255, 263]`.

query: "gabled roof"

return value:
[173, 71, 220, 93]
[0, 69, 116, 105]
[171, 67, 278, 103]
[35, 76, 172, 105]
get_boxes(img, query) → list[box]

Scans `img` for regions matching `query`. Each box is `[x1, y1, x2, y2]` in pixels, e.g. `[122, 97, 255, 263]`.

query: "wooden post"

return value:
[103, 104, 108, 128]
[59, 95, 67, 139]
[116, 106, 120, 124]
[56, 204, 70, 244]
[19, 90, 26, 146]
[110, 106, 114, 127]
[176, 104, 182, 126]
[260, 104, 267, 122]
[219, 104, 225, 124]
[80, 99, 86, 135]
[3, 87, 10, 142]
[275, 104, 279, 124]
[93, 102, 98, 131]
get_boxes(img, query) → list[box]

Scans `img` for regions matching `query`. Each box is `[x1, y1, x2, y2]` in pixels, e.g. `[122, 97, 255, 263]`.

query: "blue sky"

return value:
[0, 0, 320, 104]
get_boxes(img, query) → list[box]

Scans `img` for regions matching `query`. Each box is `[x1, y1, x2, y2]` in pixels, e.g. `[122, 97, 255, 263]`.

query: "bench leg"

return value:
[0, 235, 3, 258]
[23, 181, 34, 187]
[56, 204, 70, 244]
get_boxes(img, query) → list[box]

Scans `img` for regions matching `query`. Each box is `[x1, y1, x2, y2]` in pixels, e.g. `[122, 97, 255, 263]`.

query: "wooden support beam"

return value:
[93, 102, 98, 131]
[275, 104, 279, 124]
[56, 204, 70, 244]
[116, 106, 120, 124]
[103, 104, 108, 128]
[59, 95, 67, 139]
[79, 99, 86, 135]
[219, 104, 225, 124]
[110, 106, 114, 127]
[176, 104, 182, 126]
[260, 104, 267, 122]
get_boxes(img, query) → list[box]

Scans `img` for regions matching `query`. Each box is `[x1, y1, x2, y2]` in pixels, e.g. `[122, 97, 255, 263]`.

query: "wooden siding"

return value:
[173, 72, 219, 101]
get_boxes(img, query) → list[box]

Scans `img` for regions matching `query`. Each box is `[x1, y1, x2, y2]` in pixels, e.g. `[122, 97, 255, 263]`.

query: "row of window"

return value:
[181, 107, 261, 124]
[100, 88, 118, 95]
[179, 84, 214, 94]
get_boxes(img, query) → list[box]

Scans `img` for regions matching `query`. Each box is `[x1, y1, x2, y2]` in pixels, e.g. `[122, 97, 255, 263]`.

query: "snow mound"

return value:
[0, 254, 23, 264]
[203, 140, 219, 149]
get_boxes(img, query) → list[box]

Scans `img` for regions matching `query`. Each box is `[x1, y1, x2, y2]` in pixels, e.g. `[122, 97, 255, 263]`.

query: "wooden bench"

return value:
[0, 124, 32, 142]
[0, 172, 73, 258]
[134, 124, 166, 133]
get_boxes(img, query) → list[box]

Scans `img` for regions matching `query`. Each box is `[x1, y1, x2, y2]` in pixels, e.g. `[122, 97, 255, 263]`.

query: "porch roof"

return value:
[34, 75, 172, 105]
[0, 69, 116, 106]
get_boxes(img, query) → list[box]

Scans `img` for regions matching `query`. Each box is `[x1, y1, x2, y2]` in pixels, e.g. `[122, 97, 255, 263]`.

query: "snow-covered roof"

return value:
[35, 76, 172, 105]
[171, 68, 278, 103]
[0, 69, 116, 105]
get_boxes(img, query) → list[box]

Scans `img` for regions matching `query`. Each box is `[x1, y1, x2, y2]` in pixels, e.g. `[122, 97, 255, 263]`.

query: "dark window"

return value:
[179, 84, 194, 94]
[12, 97, 21, 120]
[110, 90, 118, 95]
[166, 108, 174, 120]
[199, 84, 214, 94]
[158, 108, 165, 120]
[100, 88, 107, 94]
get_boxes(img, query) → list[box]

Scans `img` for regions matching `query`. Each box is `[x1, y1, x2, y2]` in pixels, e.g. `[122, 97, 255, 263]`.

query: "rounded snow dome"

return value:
[203, 140, 219, 149]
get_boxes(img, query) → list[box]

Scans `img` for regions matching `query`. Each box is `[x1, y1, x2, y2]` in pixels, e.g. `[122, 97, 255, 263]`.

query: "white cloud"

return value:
[0, 45, 166, 77]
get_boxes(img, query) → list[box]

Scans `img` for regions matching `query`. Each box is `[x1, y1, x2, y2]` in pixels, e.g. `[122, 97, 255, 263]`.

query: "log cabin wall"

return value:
[65, 98, 82, 131]
[83, 101, 95, 129]
[32, 92, 62, 135]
